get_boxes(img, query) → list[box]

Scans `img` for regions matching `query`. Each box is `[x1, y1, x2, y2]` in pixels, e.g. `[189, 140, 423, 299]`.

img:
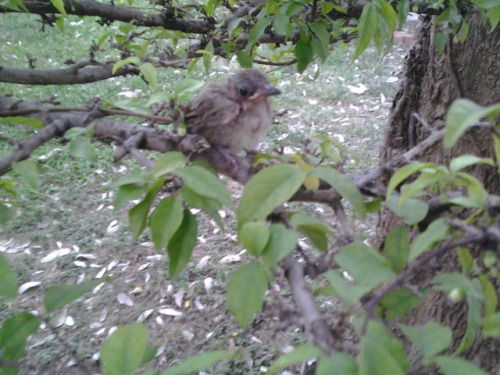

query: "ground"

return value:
[0, 13, 410, 375]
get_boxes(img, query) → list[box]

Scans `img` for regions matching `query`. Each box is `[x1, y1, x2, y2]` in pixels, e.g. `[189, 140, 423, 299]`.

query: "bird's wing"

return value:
[184, 83, 240, 133]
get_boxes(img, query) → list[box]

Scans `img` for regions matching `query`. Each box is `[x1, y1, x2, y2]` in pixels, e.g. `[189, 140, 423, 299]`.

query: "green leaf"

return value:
[238, 221, 270, 256]
[237, 164, 306, 226]
[0, 254, 17, 299]
[311, 37, 327, 63]
[335, 242, 397, 288]
[179, 186, 224, 230]
[396, 0, 410, 29]
[432, 272, 473, 292]
[444, 99, 500, 149]
[160, 351, 235, 375]
[487, 6, 500, 31]
[454, 172, 488, 207]
[480, 275, 498, 318]
[399, 322, 452, 363]
[112, 57, 141, 74]
[410, 219, 449, 260]
[148, 152, 186, 181]
[236, 50, 253, 68]
[262, 224, 299, 268]
[298, 223, 330, 252]
[141, 345, 159, 366]
[227, 261, 268, 326]
[44, 280, 103, 313]
[377, 1, 397, 35]
[67, 137, 98, 162]
[366, 197, 382, 212]
[273, 14, 292, 36]
[457, 246, 474, 273]
[455, 282, 483, 354]
[399, 169, 446, 205]
[449, 154, 494, 174]
[494, 135, 500, 174]
[290, 213, 332, 252]
[268, 345, 322, 374]
[128, 178, 165, 241]
[312, 166, 367, 219]
[0, 203, 14, 226]
[483, 313, 500, 338]
[203, 41, 214, 73]
[316, 352, 358, 375]
[175, 166, 233, 209]
[386, 194, 428, 225]
[149, 196, 184, 251]
[246, 17, 272, 49]
[435, 356, 490, 375]
[295, 36, 313, 73]
[359, 322, 409, 375]
[12, 159, 39, 189]
[227, 17, 243, 35]
[386, 162, 435, 199]
[432, 273, 483, 354]
[113, 183, 147, 212]
[309, 22, 330, 52]
[173, 78, 205, 97]
[204, 0, 220, 16]
[380, 288, 422, 320]
[383, 226, 409, 273]
[326, 269, 372, 306]
[0, 312, 40, 361]
[355, 3, 379, 58]
[0, 116, 44, 129]
[101, 323, 148, 375]
[109, 168, 148, 188]
[140, 63, 158, 88]
[167, 209, 197, 278]
[49, 0, 66, 15]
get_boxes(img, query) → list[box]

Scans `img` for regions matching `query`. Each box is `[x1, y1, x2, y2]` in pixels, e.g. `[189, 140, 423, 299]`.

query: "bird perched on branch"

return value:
[182, 69, 281, 156]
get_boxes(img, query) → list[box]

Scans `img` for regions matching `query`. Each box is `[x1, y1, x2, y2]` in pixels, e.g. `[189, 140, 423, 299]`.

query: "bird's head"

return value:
[229, 69, 281, 105]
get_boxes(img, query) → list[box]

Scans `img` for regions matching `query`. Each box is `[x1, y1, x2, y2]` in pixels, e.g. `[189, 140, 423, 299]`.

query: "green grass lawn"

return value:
[0, 11, 409, 374]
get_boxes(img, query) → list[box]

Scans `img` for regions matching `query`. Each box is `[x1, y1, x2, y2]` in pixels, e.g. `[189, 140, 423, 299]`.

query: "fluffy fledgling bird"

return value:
[183, 69, 281, 154]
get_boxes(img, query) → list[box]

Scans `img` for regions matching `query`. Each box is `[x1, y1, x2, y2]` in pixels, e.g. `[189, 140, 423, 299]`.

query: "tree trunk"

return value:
[377, 13, 500, 374]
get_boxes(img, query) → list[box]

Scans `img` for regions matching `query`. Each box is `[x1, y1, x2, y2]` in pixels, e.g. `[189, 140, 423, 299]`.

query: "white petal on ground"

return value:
[203, 277, 213, 293]
[196, 255, 211, 269]
[40, 248, 71, 263]
[137, 309, 154, 322]
[346, 83, 369, 94]
[219, 254, 241, 264]
[18, 281, 41, 294]
[117, 293, 134, 306]
[158, 308, 183, 317]
[174, 288, 185, 307]
[194, 297, 206, 310]
[182, 330, 194, 341]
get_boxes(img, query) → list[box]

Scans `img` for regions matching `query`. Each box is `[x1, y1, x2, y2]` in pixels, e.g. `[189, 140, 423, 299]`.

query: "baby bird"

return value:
[183, 69, 281, 154]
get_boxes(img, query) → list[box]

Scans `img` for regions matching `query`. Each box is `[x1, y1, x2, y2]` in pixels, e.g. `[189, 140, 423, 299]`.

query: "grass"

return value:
[0, 10, 409, 375]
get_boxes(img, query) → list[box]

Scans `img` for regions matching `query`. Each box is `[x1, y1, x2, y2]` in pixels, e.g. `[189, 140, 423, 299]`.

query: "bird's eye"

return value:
[239, 88, 249, 97]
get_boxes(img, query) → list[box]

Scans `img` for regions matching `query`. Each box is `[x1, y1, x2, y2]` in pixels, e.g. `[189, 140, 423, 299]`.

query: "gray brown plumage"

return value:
[183, 69, 281, 154]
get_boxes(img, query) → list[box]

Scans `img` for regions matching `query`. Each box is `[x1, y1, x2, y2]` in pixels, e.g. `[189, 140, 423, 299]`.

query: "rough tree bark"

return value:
[378, 13, 500, 374]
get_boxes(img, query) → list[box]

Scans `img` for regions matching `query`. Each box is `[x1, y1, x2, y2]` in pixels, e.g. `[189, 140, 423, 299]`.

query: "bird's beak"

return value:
[248, 84, 281, 101]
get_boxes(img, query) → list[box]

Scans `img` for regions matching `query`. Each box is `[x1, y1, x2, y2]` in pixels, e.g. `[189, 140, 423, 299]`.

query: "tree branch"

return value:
[0, 62, 137, 85]
[0, 0, 214, 33]
[282, 256, 337, 354]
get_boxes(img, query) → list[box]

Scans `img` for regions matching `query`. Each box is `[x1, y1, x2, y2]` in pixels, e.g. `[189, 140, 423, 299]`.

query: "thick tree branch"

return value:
[0, 62, 138, 85]
[0, 0, 214, 33]
[282, 256, 337, 354]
